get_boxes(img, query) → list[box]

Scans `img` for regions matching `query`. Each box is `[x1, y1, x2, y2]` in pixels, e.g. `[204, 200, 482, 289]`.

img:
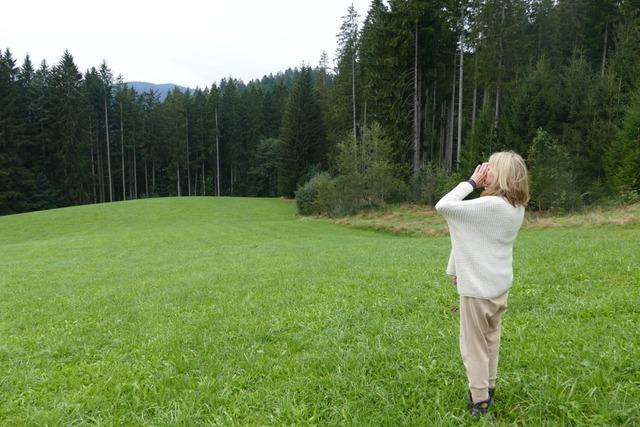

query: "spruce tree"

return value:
[219, 79, 241, 194]
[279, 67, 326, 197]
[0, 49, 32, 213]
[83, 67, 107, 202]
[48, 50, 88, 205]
[607, 87, 640, 193]
[328, 4, 361, 151]
[99, 61, 114, 202]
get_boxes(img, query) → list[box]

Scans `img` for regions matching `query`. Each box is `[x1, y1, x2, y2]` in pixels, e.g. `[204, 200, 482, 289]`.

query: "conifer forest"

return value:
[1, 0, 639, 215]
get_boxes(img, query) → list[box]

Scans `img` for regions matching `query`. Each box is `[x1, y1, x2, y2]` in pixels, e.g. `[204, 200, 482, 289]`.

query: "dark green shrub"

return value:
[528, 129, 583, 211]
[29, 173, 62, 211]
[295, 172, 334, 215]
[312, 173, 337, 214]
[412, 162, 464, 206]
[332, 175, 365, 215]
[332, 123, 409, 213]
[297, 124, 412, 216]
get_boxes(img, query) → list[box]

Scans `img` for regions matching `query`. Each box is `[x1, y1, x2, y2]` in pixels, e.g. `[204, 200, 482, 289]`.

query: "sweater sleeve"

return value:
[435, 181, 474, 212]
[446, 250, 456, 276]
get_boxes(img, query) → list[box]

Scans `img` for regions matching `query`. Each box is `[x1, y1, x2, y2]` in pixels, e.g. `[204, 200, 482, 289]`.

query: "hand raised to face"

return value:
[470, 163, 490, 187]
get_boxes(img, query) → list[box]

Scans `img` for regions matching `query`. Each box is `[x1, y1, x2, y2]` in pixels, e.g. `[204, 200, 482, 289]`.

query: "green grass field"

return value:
[1, 197, 638, 425]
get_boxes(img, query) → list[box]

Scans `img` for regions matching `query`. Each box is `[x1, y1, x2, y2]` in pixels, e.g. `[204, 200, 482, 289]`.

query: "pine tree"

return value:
[528, 128, 581, 211]
[99, 61, 114, 202]
[1, 0, 638, 215]
[114, 76, 128, 200]
[607, 87, 640, 193]
[0, 49, 32, 213]
[279, 67, 326, 197]
[140, 89, 161, 197]
[249, 138, 281, 197]
[328, 4, 361, 151]
[16, 54, 40, 206]
[503, 58, 563, 155]
[191, 87, 208, 196]
[610, 2, 640, 102]
[262, 80, 288, 139]
[48, 50, 88, 205]
[219, 78, 242, 194]
[239, 84, 265, 195]
[206, 84, 222, 196]
[160, 88, 188, 196]
[83, 67, 106, 202]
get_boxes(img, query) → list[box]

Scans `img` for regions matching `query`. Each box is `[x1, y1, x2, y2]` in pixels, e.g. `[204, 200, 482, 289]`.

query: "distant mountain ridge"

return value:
[126, 81, 194, 100]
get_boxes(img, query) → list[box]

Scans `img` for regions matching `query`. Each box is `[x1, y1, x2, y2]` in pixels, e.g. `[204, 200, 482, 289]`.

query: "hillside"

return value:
[126, 81, 194, 100]
[0, 197, 638, 425]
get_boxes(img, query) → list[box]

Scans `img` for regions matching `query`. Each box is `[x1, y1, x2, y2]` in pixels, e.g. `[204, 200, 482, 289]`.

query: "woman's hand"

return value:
[451, 275, 457, 287]
[470, 163, 490, 187]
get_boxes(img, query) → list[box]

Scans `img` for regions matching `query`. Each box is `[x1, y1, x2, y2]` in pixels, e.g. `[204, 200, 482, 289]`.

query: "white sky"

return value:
[3, 0, 372, 89]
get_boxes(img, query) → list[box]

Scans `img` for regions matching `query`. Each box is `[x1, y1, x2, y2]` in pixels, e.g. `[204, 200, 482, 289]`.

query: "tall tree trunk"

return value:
[120, 102, 126, 200]
[144, 159, 149, 197]
[418, 75, 422, 166]
[456, 4, 465, 167]
[186, 115, 191, 196]
[133, 146, 137, 199]
[194, 166, 199, 195]
[495, 74, 501, 129]
[447, 100, 454, 171]
[494, 3, 506, 130]
[472, 54, 478, 133]
[423, 87, 429, 165]
[361, 100, 367, 170]
[152, 160, 155, 195]
[96, 126, 104, 203]
[482, 84, 489, 111]
[362, 100, 367, 145]
[601, 21, 609, 77]
[431, 83, 437, 162]
[89, 121, 97, 204]
[352, 43, 357, 145]
[202, 160, 206, 196]
[439, 103, 445, 166]
[617, 77, 622, 108]
[413, 18, 421, 177]
[128, 147, 133, 200]
[104, 94, 113, 202]
[215, 108, 221, 196]
[177, 165, 181, 196]
[447, 57, 456, 171]
[230, 166, 234, 195]
[91, 145, 96, 204]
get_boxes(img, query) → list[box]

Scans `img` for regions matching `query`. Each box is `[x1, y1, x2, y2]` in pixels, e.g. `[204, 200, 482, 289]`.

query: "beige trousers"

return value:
[459, 291, 509, 403]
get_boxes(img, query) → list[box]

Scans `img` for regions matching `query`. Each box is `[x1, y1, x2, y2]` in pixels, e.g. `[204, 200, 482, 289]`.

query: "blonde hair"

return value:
[482, 151, 530, 207]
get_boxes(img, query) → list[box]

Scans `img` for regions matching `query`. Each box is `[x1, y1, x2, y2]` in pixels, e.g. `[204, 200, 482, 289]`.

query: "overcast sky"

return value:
[3, 0, 372, 88]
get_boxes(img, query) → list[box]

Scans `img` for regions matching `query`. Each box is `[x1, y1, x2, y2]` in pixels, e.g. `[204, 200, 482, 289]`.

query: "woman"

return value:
[435, 151, 529, 417]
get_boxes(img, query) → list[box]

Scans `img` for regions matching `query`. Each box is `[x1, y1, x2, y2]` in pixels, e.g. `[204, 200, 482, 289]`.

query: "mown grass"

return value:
[1, 197, 638, 425]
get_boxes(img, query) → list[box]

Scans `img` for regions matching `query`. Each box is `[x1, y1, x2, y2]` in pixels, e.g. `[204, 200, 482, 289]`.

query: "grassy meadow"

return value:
[0, 197, 639, 425]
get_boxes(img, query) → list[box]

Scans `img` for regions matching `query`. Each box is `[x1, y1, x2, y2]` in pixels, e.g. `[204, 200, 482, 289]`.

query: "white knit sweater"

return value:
[435, 182, 525, 299]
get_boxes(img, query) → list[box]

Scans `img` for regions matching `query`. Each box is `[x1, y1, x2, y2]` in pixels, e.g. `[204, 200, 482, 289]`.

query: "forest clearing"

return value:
[1, 197, 638, 425]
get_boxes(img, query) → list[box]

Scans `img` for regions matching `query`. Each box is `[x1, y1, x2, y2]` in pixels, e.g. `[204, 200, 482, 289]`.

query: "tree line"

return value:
[1, 0, 640, 216]
[0, 51, 326, 214]
[328, 0, 640, 211]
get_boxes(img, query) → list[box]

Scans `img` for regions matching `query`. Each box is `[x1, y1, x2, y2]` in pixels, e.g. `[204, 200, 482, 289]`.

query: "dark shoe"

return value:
[467, 391, 492, 417]
[489, 387, 496, 403]
[468, 398, 491, 417]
